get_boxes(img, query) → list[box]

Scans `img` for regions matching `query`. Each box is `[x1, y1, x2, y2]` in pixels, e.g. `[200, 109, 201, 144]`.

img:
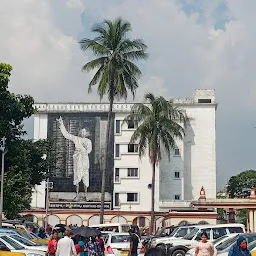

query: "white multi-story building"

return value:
[32, 89, 217, 215]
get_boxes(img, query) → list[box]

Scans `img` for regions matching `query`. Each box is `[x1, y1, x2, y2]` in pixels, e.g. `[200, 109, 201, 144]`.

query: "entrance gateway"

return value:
[193, 186, 256, 232]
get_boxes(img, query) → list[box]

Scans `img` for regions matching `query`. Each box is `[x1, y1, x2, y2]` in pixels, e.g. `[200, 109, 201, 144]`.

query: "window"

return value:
[114, 193, 119, 207]
[115, 144, 120, 158]
[115, 168, 120, 182]
[115, 120, 121, 134]
[175, 228, 188, 238]
[174, 171, 180, 178]
[228, 227, 243, 234]
[213, 227, 227, 239]
[127, 193, 138, 202]
[128, 120, 138, 129]
[10, 235, 35, 246]
[216, 236, 237, 251]
[111, 235, 130, 243]
[128, 144, 138, 153]
[198, 99, 211, 103]
[127, 168, 138, 177]
[174, 148, 180, 156]
[174, 195, 180, 200]
[0, 236, 24, 250]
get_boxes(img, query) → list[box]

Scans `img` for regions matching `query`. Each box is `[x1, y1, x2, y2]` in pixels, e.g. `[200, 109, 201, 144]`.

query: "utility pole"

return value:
[0, 137, 7, 228]
[42, 154, 50, 231]
[45, 177, 49, 231]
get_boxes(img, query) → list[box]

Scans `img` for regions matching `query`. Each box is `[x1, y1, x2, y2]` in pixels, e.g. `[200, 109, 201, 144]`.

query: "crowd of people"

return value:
[46, 225, 252, 256]
[47, 230, 105, 256]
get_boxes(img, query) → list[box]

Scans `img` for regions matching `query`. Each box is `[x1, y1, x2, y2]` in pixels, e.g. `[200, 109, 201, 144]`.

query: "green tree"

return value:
[124, 93, 187, 233]
[227, 170, 256, 198]
[216, 191, 226, 221]
[0, 63, 49, 218]
[79, 18, 148, 223]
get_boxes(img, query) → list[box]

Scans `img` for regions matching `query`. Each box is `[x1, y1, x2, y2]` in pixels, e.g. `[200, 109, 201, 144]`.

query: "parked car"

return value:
[217, 233, 256, 256]
[0, 229, 48, 247]
[104, 233, 145, 256]
[3, 234, 47, 252]
[151, 224, 245, 249]
[27, 232, 48, 246]
[185, 233, 239, 256]
[143, 225, 196, 248]
[0, 234, 45, 256]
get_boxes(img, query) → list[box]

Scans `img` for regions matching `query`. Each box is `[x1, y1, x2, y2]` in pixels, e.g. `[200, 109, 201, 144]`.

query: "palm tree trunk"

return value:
[150, 162, 156, 234]
[100, 98, 114, 224]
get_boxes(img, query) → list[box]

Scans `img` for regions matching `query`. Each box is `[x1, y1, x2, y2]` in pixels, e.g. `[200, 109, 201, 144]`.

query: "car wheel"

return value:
[172, 250, 186, 256]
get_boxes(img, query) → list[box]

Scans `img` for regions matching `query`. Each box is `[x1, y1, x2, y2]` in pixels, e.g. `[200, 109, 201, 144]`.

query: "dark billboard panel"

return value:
[47, 112, 114, 203]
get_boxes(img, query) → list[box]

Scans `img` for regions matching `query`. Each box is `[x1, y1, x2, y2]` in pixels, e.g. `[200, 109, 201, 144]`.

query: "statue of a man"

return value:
[57, 116, 92, 200]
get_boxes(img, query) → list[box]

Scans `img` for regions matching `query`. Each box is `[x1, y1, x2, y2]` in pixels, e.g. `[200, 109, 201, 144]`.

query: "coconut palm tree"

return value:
[79, 18, 148, 223]
[124, 93, 188, 233]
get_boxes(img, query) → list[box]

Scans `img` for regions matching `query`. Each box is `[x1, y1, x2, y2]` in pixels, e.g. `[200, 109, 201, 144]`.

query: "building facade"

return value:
[31, 89, 217, 226]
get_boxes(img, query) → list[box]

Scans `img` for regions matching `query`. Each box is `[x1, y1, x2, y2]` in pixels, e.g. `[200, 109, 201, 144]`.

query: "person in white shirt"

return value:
[56, 231, 77, 256]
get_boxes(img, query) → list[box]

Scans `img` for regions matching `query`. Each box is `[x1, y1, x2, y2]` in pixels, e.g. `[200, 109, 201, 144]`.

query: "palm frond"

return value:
[88, 65, 105, 93]
[126, 93, 187, 164]
[82, 57, 108, 73]
[79, 38, 111, 56]
[80, 18, 147, 100]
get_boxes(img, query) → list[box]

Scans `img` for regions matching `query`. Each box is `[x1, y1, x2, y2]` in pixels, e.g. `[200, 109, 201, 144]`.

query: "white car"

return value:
[105, 233, 145, 256]
[0, 234, 45, 256]
[185, 233, 239, 256]
[3, 234, 47, 252]
[151, 224, 245, 249]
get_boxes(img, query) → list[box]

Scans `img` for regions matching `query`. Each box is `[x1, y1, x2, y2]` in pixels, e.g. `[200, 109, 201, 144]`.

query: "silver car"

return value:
[5, 234, 47, 252]
[0, 234, 45, 256]
[105, 233, 145, 256]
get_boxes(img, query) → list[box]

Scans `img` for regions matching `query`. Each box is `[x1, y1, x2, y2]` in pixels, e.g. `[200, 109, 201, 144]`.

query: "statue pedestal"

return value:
[49, 192, 111, 202]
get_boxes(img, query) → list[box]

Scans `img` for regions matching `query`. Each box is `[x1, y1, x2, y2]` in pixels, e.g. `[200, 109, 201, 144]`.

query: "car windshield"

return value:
[169, 227, 179, 237]
[29, 232, 40, 239]
[10, 235, 37, 246]
[183, 228, 199, 240]
[111, 235, 131, 243]
[216, 236, 237, 251]
[0, 236, 24, 250]
[212, 235, 229, 245]
[248, 240, 256, 251]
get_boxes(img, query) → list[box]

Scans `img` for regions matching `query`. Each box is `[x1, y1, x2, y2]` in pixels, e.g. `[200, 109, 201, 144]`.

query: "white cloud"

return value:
[1, 0, 256, 187]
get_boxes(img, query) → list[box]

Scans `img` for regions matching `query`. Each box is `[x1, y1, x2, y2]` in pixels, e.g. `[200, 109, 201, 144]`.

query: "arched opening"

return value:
[66, 215, 83, 226]
[178, 220, 189, 226]
[132, 216, 150, 228]
[23, 214, 38, 223]
[88, 215, 100, 226]
[45, 215, 60, 227]
[111, 216, 127, 224]
[155, 217, 164, 232]
[198, 221, 209, 225]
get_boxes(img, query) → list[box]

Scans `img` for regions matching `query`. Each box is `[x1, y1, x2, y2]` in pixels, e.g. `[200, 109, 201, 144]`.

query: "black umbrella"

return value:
[73, 226, 101, 237]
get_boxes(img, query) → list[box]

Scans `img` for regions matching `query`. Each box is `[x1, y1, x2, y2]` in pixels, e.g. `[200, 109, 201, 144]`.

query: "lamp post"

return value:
[42, 154, 49, 231]
[45, 177, 49, 231]
[0, 137, 7, 228]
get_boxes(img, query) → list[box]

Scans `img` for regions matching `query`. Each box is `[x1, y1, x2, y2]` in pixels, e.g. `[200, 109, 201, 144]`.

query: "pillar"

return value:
[253, 211, 256, 233]
[249, 210, 254, 233]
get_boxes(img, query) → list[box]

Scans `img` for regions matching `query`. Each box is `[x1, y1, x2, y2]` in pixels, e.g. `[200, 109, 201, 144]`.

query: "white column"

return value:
[253, 211, 256, 233]
[181, 176, 184, 200]
[249, 210, 254, 233]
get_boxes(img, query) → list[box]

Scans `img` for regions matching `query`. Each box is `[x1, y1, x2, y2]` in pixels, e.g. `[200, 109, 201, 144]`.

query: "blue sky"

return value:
[1, 0, 256, 190]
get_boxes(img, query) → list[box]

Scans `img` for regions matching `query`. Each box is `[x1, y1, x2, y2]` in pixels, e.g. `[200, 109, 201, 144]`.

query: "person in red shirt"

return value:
[75, 243, 82, 255]
[48, 231, 59, 256]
